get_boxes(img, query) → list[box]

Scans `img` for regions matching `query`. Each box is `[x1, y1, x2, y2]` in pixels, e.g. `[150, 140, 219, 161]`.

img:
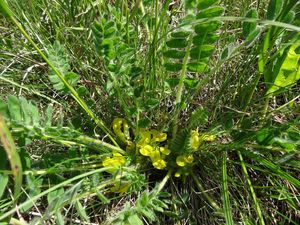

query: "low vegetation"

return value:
[0, 0, 299, 224]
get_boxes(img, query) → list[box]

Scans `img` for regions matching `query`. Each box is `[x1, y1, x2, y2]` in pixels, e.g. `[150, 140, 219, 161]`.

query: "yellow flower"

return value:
[176, 154, 194, 167]
[159, 146, 171, 155]
[149, 149, 161, 162]
[185, 154, 194, 164]
[176, 155, 186, 167]
[137, 129, 151, 146]
[190, 130, 200, 150]
[201, 134, 216, 142]
[102, 152, 126, 173]
[174, 171, 181, 177]
[139, 144, 154, 156]
[151, 130, 167, 142]
[152, 159, 167, 170]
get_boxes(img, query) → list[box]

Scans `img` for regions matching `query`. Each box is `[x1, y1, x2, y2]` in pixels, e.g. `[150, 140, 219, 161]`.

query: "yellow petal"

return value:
[159, 147, 171, 155]
[112, 152, 123, 157]
[174, 172, 181, 177]
[139, 144, 153, 156]
[102, 153, 126, 173]
[102, 157, 112, 167]
[176, 155, 186, 167]
[149, 149, 161, 161]
[137, 130, 151, 146]
[184, 154, 194, 164]
[190, 130, 200, 150]
[153, 159, 167, 170]
[151, 130, 167, 142]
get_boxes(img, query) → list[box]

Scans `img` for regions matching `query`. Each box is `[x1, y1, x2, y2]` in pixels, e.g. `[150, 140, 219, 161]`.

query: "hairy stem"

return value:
[172, 36, 193, 138]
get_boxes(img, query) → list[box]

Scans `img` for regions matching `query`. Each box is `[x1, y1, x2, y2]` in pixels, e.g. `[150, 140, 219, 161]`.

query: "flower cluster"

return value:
[137, 129, 170, 170]
[102, 118, 216, 178]
[173, 130, 216, 177]
[102, 152, 126, 173]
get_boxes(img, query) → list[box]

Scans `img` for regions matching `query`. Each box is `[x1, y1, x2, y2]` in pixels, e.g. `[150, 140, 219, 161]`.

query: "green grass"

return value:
[0, 0, 300, 224]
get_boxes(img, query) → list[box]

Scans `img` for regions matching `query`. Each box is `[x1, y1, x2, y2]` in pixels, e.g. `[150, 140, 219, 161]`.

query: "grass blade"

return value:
[222, 152, 234, 225]
[192, 173, 221, 213]
[244, 151, 300, 188]
[0, 114, 23, 200]
[238, 151, 265, 225]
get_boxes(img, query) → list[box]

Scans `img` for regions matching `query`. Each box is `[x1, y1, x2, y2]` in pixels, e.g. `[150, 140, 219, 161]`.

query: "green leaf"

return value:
[243, 9, 258, 38]
[20, 97, 31, 126]
[242, 8, 261, 47]
[164, 63, 182, 72]
[0, 0, 13, 18]
[96, 190, 110, 204]
[196, 6, 224, 19]
[0, 98, 8, 118]
[244, 27, 261, 47]
[185, 0, 198, 10]
[238, 151, 265, 225]
[163, 50, 186, 59]
[47, 188, 64, 205]
[166, 78, 180, 88]
[48, 41, 79, 92]
[104, 27, 116, 38]
[266, 43, 300, 94]
[138, 118, 151, 128]
[44, 105, 53, 127]
[194, 21, 221, 34]
[8, 95, 22, 122]
[75, 200, 90, 222]
[171, 31, 191, 38]
[273, 137, 296, 151]
[65, 72, 80, 86]
[220, 43, 236, 60]
[77, 86, 88, 96]
[190, 45, 214, 60]
[0, 115, 23, 200]
[188, 107, 208, 129]
[0, 173, 8, 199]
[140, 208, 156, 221]
[145, 98, 160, 109]
[166, 38, 188, 48]
[187, 62, 208, 72]
[127, 214, 144, 225]
[197, 0, 219, 10]
[266, 0, 283, 20]
[28, 102, 40, 126]
[92, 22, 104, 36]
[20, 175, 43, 212]
[20, 98, 40, 126]
[184, 78, 198, 88]
[193, 34, 218, 45]
[256, 128, 274, 145]
[55, 211, 65, 225]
